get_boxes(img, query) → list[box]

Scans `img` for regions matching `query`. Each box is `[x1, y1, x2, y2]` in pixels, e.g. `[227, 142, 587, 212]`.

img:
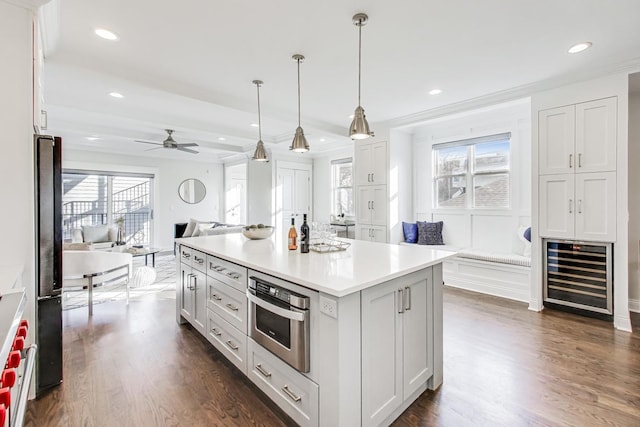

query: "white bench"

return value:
[400, 243, 531, 302]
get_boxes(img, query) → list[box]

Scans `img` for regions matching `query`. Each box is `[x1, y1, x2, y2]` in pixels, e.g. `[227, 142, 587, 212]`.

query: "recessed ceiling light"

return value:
[95, 28, 119, 41]
[86, 136, 100, 141]
[429, 89, 442, 95]
[109, 92, 124, 98]
[250, 123, 259, 127]
[218, 137, 226, 141]
[319, 138, 326, 142]
[568, 42, 592, 54]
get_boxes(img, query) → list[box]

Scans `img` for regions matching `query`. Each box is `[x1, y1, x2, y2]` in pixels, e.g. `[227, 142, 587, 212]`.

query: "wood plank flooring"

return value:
[25, 286, 640, 427]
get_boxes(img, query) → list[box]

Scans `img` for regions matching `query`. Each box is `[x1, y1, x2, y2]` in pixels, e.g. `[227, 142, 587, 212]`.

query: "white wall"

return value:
[530, 73, 630, 330]
[628, 74, 640, 312]
[389, 129, 414, 244]
[313, 147, 354, 224]
[63, 149, 223, 251]
[412, 99, 532, 254]
[0, 0, 36, 341]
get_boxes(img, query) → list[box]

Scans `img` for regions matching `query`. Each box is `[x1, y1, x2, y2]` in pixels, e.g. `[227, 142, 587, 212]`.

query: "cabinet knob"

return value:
[1, 369, 16, 388]
[0, 388, 10, 410]
[6, 351, 20, 369]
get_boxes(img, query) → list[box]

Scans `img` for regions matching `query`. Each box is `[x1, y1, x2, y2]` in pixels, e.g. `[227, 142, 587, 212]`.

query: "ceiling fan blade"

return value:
[177, 146, 199, 154]
[177, 143, 198, 148]
[135, 140, 162, 145]
[144, 147, 164, 152]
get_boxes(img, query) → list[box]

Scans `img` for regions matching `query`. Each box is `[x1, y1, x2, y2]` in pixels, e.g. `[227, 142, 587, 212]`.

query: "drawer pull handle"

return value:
[194, 256, 204, 264]
[211, 294, 222, 301]
[226, 271, 240, 279]
[211, 327, 222, 336]
[182, 252, 191, 259]
[225, 340, 239, 351]
[282, 385, 302, 402]
[255, 363, 272, 378]
[225, 303, 239, 312]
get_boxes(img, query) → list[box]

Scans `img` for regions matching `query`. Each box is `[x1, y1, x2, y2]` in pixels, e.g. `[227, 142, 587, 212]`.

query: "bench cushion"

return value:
[457, 248, 531, 267]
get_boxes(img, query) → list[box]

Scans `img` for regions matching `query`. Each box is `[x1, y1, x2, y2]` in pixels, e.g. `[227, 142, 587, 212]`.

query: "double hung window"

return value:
[331, 158, 354, 217]
[433, 133, 511, 209]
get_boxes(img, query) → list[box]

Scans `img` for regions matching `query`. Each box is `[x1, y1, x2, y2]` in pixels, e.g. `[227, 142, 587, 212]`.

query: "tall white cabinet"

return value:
[538, 97, 617, 242]
[355, 141, 389, 242]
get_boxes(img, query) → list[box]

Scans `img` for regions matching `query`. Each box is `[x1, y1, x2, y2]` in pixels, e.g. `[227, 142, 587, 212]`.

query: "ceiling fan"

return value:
[135, 129, 199, 154]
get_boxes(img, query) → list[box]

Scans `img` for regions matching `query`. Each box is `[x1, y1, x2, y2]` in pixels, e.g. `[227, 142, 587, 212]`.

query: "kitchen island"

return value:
[175, 233, 455, 427]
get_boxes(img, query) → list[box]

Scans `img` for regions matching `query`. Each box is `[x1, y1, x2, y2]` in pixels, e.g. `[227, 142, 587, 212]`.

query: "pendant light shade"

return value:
[290, 54, 309, 153]
[251, 79, 268, 162]
[349, 13, 372, 140]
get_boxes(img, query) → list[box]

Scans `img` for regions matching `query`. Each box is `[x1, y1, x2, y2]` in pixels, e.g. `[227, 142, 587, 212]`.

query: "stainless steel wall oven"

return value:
[247, 276, 310, 372]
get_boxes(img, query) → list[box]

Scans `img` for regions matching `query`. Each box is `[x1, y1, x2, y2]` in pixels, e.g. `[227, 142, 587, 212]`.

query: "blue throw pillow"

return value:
[523, 227, 531, 242]
[402, 222, 418, 243]
[417, 221, 444, 245]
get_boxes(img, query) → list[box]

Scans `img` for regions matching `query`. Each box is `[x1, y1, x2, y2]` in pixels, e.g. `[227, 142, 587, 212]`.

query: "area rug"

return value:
[62, 252, 177, 311]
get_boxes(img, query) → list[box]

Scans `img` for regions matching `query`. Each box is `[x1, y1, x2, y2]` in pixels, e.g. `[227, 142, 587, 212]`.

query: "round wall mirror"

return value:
[178, 178, 206, 204]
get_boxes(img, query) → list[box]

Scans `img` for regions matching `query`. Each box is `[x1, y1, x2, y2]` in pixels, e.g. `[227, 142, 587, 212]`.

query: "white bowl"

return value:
[242, 226, 274, 240]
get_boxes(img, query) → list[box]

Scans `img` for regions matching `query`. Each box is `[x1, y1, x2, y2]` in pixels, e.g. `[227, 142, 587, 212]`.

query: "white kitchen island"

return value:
[175, 233, 455, 427]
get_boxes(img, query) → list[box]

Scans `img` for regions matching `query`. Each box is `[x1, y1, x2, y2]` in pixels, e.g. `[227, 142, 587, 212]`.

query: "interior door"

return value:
[225, 163, 247, 225]
[277, 163, 311, 230]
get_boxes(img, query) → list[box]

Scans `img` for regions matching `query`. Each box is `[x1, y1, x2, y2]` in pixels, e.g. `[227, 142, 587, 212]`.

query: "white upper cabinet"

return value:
[539, 105, 575, 175]
[539, 97, 617, 175]
[355, 141, 388, 186]
[575, 98, 617, 173]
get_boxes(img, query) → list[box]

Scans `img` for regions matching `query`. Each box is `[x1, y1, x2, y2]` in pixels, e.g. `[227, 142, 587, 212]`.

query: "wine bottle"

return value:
[300, 214, 310, 253]
[288, 217, 298, 250]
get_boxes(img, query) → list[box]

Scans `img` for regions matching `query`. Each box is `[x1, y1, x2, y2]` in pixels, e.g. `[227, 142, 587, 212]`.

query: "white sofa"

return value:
[71, 224, 118, 249]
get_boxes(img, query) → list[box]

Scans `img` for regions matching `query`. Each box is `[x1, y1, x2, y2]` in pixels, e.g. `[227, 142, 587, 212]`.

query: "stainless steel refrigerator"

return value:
[34, 134, 63, 394]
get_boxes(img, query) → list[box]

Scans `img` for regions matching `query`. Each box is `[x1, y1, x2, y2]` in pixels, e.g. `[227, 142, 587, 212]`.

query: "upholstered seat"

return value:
[63, 250, 133, 315]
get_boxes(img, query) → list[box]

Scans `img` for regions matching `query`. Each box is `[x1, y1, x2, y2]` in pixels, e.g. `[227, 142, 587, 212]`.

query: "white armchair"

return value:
[63, 250, 133, 316]
[71, 225, 118, 249]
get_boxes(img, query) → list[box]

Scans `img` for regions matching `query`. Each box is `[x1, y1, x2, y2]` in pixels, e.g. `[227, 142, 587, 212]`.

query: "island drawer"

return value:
[206, 255, 247, 292]
[191, 249, 207, 273]
[206, 276, 247, 334]
[247, 339, 319, 427]
[206, 309, 247, 374]
[179, 246, 193, 266]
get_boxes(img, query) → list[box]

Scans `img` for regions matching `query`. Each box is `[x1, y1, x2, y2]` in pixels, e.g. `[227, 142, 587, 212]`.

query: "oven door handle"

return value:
[246, 290, 306, 322]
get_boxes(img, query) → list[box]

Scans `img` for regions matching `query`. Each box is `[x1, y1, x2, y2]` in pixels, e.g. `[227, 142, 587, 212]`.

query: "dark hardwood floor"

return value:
[25, 286, 640, 427]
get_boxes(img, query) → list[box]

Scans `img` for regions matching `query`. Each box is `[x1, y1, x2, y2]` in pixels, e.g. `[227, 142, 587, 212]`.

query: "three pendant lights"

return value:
[251, 12, 372, 162]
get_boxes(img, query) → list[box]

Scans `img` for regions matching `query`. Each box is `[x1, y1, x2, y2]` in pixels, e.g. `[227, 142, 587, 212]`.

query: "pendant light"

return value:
[290, 54, 309, 153]
[349, 13, 372, 140]
[251, 80, 268, 162]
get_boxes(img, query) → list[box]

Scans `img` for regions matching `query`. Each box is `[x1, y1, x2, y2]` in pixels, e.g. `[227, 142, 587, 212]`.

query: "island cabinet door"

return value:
[402, 277, 432, 398]
[361, 280, 403, 427]
[192, 269, 207, 334]
[180, 265, 194, 322]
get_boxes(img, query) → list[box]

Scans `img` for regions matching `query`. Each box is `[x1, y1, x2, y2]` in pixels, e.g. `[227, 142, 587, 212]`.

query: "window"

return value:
[62, 171, 154, 244]
[331, 158, 354, 217]
[433, 133, 511, 209]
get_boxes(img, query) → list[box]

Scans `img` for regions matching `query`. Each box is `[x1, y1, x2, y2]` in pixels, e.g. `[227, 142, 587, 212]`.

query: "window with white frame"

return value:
[433, 133, 511, 209]
[331, 158, 354, 217]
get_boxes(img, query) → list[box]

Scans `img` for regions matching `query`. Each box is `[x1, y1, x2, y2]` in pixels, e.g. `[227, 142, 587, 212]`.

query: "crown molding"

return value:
[381, 57, 640, 131]
[3, 0, 50, 10]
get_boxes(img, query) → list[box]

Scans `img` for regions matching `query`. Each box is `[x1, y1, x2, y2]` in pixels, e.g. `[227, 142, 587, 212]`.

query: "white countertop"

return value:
[176, 234, 456, 297]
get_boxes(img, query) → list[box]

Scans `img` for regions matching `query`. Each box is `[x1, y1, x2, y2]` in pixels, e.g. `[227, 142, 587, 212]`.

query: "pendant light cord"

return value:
[297, 58, 301, 127]
[256, 82, 262, 141]
[357, 18, 362, 107]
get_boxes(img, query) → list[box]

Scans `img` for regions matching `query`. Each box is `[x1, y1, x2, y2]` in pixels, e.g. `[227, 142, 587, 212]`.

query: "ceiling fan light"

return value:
[252, 140, 269, 161]
[349, 105, 371, 140]
[290, 126, 309, 153]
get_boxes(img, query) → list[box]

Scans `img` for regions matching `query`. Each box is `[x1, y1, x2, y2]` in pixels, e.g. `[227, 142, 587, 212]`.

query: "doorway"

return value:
[276, 161, 312, 230]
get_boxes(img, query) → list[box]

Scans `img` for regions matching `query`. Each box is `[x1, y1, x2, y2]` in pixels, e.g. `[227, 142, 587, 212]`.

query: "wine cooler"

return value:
[543, 239, 612, 317]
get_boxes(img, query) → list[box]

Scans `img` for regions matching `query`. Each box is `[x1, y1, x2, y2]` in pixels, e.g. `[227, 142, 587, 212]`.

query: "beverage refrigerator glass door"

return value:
[247, 277, 311, 372]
